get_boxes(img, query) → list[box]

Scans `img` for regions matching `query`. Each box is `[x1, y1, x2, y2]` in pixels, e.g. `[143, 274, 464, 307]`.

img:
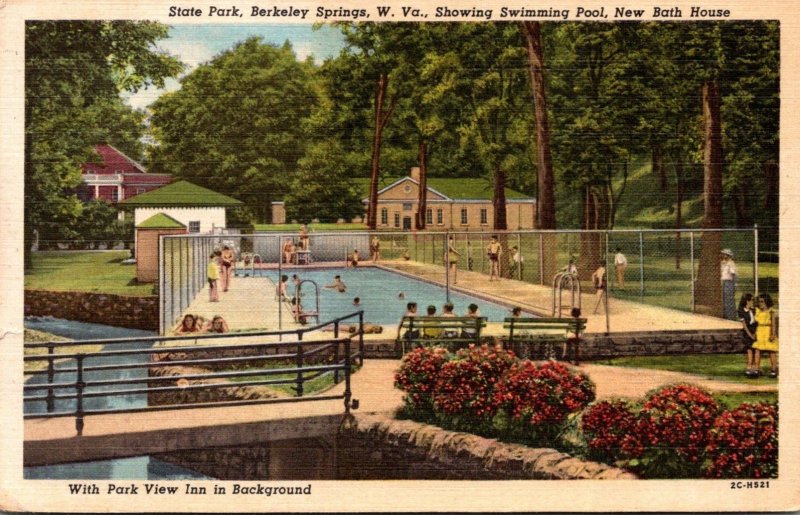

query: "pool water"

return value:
[247, 267, 525, 324]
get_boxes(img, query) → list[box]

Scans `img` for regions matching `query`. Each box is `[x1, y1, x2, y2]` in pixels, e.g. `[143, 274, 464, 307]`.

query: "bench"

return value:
[396, 316, 486, 357]
[503, 317, 587, 364]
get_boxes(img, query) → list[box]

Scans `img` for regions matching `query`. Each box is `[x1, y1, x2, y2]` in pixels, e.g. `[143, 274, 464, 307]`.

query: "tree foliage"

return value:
[25, 21, 182, 264]
[149, 38, 316, 222]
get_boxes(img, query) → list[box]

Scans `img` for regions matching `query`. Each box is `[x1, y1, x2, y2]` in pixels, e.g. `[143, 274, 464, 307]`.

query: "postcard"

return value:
[1, 0, 798, 511]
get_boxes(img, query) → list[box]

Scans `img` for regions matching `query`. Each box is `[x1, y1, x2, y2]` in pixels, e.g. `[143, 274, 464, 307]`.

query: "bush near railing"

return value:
[394, 344, 595, 445]
[580, 384, 778, 479]
[396, 352, 779, 479]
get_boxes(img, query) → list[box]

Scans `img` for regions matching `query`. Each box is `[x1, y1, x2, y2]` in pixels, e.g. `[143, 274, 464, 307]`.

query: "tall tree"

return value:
[149, 38, 315, 222]
[522, 21, 556, 231]
[24, 21, 181, 267]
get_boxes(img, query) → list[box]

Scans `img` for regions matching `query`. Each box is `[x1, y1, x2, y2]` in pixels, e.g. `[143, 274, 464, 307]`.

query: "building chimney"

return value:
[410, 166, 421, 181]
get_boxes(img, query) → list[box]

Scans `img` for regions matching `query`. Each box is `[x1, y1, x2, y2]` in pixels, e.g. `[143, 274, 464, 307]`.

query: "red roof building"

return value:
[79, 144, 171, 203]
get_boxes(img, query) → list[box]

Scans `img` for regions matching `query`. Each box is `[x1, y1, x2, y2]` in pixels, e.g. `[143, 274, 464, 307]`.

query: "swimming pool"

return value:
[244, 267, 526, 325]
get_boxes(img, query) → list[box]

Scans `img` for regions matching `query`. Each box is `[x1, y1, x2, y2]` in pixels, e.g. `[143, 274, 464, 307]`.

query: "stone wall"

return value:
[155, 414, 633, 480]
[336, 414, 635, 480]
[578, 329, 744, 360]
[156, 437, 337, 480]
[363, 329, 743, 360]
[24, 289, 159, 331]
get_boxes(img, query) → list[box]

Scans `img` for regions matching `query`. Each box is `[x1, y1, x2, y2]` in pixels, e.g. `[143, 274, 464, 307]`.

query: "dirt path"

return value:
[576, 363, 776, 400]
[345, 359, 777, 415]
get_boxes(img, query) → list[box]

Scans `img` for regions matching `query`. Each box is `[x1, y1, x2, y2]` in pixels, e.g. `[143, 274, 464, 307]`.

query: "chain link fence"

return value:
[160, 228, 761, 334]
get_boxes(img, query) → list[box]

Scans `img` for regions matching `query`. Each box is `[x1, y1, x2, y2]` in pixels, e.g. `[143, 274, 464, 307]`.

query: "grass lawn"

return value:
[715, 391, 777, 409]
[25, 251, 154, 296]
[227, 363, 359, 396]
[598, 353, 778, 386]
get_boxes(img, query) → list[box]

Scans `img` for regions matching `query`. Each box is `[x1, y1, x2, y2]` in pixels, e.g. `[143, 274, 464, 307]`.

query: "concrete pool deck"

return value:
[178, 260, 740, 339]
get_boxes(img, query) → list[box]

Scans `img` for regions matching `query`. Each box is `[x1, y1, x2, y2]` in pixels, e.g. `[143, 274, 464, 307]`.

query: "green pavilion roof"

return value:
[121, 180, 243, 207]
[136, 213, 186, 229]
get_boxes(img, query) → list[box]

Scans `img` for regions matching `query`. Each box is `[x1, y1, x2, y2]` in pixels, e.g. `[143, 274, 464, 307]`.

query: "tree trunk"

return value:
[493, 166, 508, 231]
[695, 80, 724, 316]
[367, 73, 392, 230]
[732, 184, 751, 228]
[416, 139, 428, 230]
[522, 21, 556, 231]
[652, 144, 667, 190]
[579, 184, 605, 282]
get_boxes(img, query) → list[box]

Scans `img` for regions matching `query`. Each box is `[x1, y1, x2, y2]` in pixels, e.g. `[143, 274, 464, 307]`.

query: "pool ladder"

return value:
[292, 279, 320, 324]
[552, 271, 581, 317]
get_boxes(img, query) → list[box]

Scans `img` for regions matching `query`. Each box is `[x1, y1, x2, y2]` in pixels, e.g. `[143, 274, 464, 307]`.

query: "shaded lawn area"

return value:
[598, 353, 778, 386]
[715, 391, 777, 409]
[25, 251, 154, 296]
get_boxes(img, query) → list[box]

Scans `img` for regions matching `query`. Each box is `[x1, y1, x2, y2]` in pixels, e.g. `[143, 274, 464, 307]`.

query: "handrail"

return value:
[23, 314, 364, 436]
[24, 311, 364, 349]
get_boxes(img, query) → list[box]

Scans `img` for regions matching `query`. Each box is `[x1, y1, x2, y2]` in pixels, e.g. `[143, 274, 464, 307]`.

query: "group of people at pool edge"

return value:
[399, 301, 482, 340]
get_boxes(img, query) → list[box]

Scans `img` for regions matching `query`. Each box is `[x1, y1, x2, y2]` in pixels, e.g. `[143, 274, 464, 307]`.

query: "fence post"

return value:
[639, 231, 645, 303]
[754, 224, 759, 296]
[46, 344, 55, 413]
[75, 354, 85, 436]
[344, 336, 352, 414]
[295, 332, 304, 397]
[690, 231, 696, 313]
[358, 310, 364, 366]
[517, 232, 522, 280]
[333, 321, 340, 384]
[445, 232, 450, 303]
[538, 232, 544, 285]
[277, 237, 283, 336]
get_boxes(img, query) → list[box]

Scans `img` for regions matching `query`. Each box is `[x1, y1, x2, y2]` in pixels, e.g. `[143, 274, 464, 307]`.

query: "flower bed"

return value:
[396, 349, 779, 479]
[395, 344, 595, 444]
[581, 384, 778, 479]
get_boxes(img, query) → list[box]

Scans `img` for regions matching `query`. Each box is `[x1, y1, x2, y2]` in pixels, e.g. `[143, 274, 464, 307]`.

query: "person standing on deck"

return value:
[613, 247, 628, 290]
[486, 235, 502, 281]
[720, 249, 737, 321]
[207, 253, 220, 302]
[220, 245, 235, 292]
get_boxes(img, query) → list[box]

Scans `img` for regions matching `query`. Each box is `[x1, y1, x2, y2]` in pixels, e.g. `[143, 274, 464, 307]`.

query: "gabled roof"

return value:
[136, 213, 186, 229]
[120, 180, 243, 207]
[354, 177, 533, 201]
[83, 144, 148, 174]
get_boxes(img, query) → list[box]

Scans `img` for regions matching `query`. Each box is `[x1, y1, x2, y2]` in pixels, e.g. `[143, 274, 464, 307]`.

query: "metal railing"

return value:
[24, 312, 364, 436]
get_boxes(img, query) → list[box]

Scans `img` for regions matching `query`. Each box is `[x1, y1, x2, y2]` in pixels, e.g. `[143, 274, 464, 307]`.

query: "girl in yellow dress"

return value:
[753, 293, 779, 377]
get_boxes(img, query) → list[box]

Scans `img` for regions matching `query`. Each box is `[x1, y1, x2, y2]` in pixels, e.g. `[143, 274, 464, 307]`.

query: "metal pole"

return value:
[158, 235, 165, 335]
[46, 344, 54, 413]
[358, 310, 364, 366]
[295, 333, 304, 397]
[690, 231, 696, 313]
[344, 337, 352, 414]
[639, 231, 644, 303]
[278, 236, 282, 336]
[445, 232, 450, 303]
[539, 232, 544, 285]
[170, 238, 176, 332]
[75, 354, 85, 436]
[605, 231, 611, 333]
[754, 224, 759, 296]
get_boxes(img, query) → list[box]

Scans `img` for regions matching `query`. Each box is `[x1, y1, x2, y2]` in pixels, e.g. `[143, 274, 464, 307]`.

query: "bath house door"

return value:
[403, 216, 412, 230]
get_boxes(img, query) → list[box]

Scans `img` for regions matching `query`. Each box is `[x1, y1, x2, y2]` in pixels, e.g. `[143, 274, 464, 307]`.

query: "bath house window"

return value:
[188, 221, 200, 233]
[381, 208, 388, 225]
[460, 208, 468, 225]
[426, 209, 432, 225]
[480, 208, 488, 225]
